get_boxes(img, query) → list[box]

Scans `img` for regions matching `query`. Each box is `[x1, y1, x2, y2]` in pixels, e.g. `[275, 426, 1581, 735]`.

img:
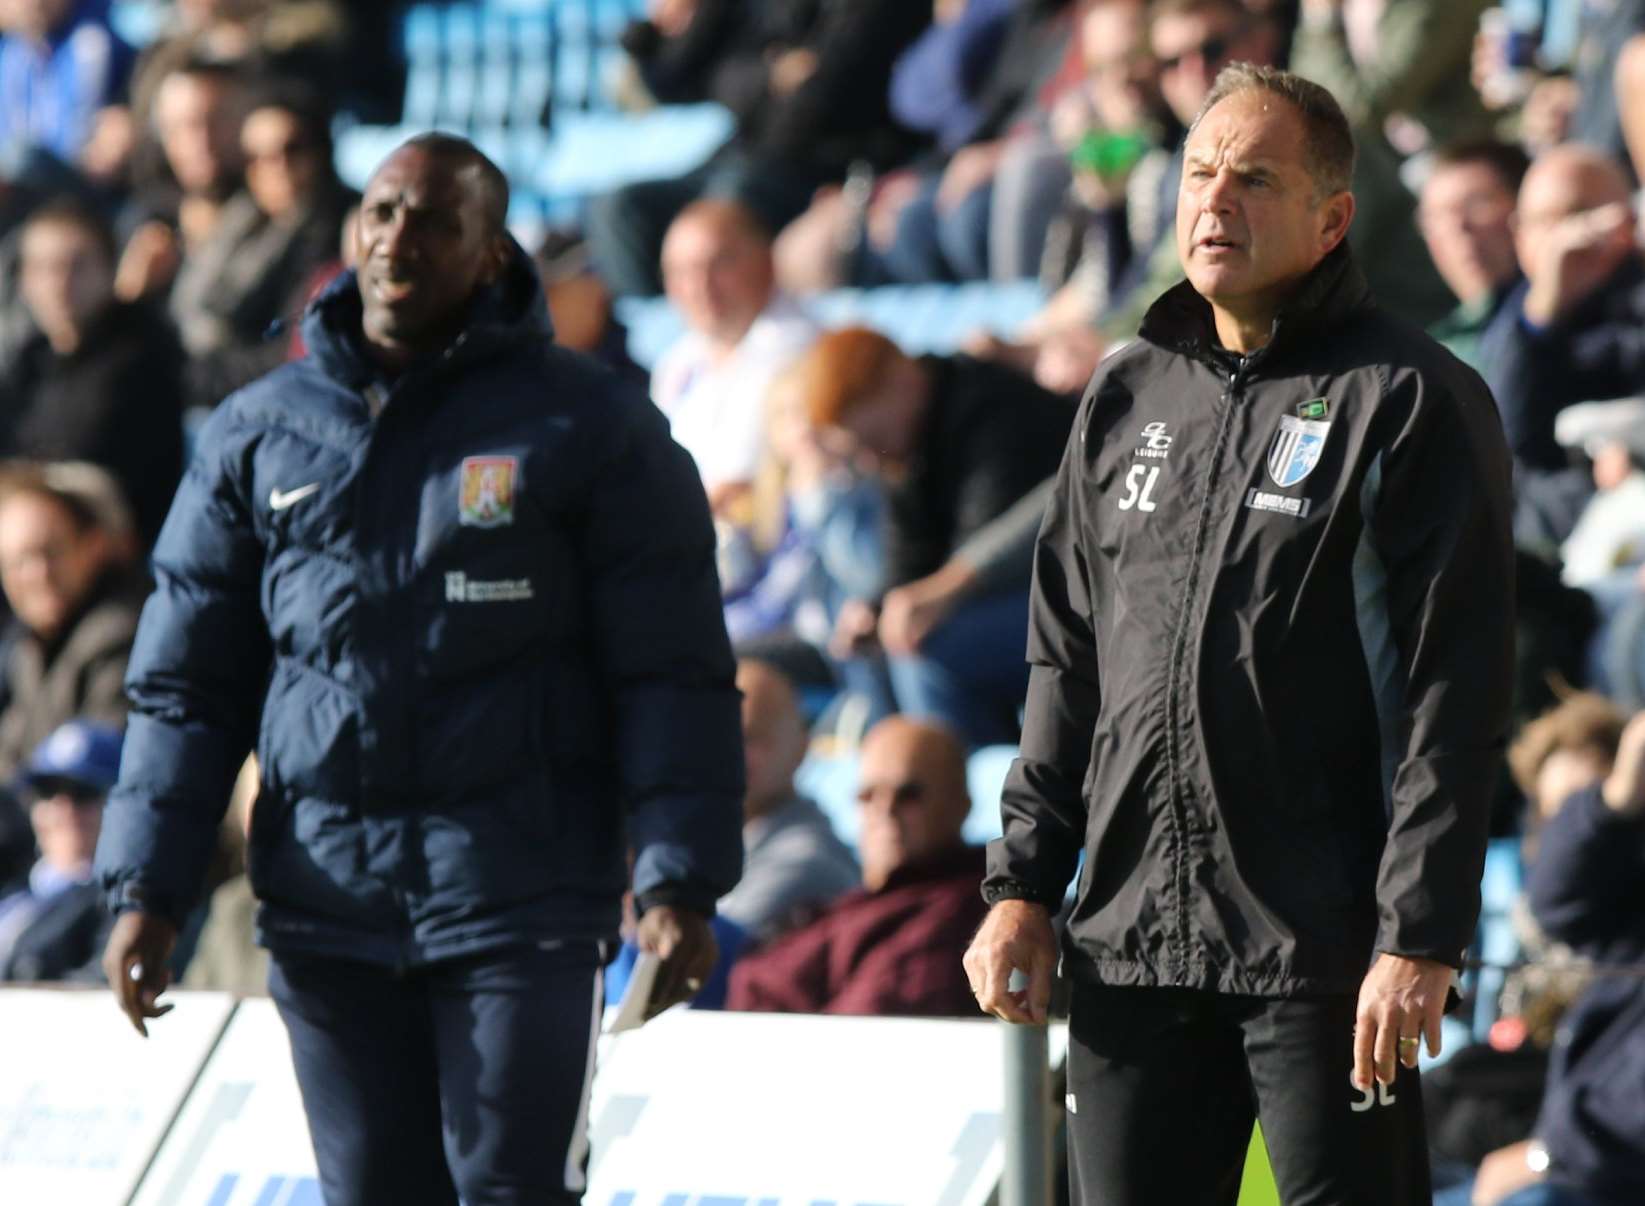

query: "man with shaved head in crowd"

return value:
[1482, 143, 1645, 545]
[652, 198, 819, 511]
[727, 714, 987, 1016]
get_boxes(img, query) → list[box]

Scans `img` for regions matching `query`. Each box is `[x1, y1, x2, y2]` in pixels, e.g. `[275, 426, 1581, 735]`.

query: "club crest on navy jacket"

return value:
[985, 244, 1516, 996]
[95, 243, 745, 966]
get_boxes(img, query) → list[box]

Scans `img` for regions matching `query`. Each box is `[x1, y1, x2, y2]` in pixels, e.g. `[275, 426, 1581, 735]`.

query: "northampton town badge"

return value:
[458, 455, 517, 527]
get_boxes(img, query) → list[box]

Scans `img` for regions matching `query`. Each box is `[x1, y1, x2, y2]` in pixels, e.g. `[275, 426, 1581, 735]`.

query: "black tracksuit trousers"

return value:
[1065, 984, 1430, 1205]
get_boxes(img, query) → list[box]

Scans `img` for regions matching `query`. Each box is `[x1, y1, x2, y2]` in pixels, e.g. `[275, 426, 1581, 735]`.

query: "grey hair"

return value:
[1189, 63, 1356, 199]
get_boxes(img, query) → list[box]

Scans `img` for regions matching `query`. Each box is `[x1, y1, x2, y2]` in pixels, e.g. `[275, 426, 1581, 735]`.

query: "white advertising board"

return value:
[134, 1001, 1063, 1206]
[585, 1011, 1057, 1206]
[0, 988, 235, 1206]
[131, 999, 319, 1206]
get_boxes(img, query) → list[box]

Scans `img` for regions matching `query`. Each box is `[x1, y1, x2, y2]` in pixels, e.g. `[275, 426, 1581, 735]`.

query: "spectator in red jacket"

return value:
[726, 715, 986, 1016]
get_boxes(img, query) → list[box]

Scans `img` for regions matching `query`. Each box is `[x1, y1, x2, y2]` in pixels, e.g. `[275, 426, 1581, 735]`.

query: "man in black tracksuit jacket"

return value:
[964, 67, 1515, 1203]
[93, 136, 744, 1205]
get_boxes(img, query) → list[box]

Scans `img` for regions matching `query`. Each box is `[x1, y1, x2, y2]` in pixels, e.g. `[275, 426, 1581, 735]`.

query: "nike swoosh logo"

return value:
[268, 482, 322, 511]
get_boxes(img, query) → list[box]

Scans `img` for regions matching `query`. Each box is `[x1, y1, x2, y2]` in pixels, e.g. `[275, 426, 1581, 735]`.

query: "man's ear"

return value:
[480, 232, 510, 285]
[1319, 190, 1355, 255]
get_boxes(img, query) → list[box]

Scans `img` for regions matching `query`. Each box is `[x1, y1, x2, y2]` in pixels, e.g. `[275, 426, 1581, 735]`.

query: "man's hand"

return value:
[1602, 711, 1645, 818]
[963, 899, 1056, 1024]
[1522, 201, 1635, 326]
[1471, 1139, 1544, 1206]
[1352, 953, 1451, 1090]
[102, 911, 178, 1037]
[878, 561, 975, 656]
[829, 598, 881, 659]
[937, 141, 1006, 215]
[635, 905, 718, 1019]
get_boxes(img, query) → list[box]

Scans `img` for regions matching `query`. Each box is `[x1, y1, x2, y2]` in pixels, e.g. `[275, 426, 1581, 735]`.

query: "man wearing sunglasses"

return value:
[0, 720, 121, 983]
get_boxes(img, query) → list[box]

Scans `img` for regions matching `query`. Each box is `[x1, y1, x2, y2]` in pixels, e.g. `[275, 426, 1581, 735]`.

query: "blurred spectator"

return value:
[1553, 400, 1645, 709]
[0, 719, 120, 982]
[977, 0, 1280, 391]
[0, 199, 183, 545]
[966, 0, 1175, 392]
[1566, 0, 1645, 168]
[168, 78, 352, 411]
[723, 362, 887, 689]
[1480, 143, 1644, 547]
[872, 0, 1082, 286]
[0, 462, 140, 790]
[126, 0, 346, 127]
[0, 0, 134, 171]
[0, 141, 94, 366]
[653, 199, 820, 509]
[533, 229, 646, 391]
[1419, 140, 1531, 371]
[1426, 693, 1623, 1184]
[800, 328, 1071, 747]
[726, 716, 986, 1015]
[1290, 0, 1491, 325]
[116, 58, 244, 304]
[617, 0, 751, 109]
[1437, 710, 1645, 1206]
[716, 660, 859, 941]
[587, 0, 932, 296]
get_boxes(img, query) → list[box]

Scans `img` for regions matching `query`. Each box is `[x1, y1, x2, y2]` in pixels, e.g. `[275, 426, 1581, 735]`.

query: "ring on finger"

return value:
[1397, 1035, 1420, 1050]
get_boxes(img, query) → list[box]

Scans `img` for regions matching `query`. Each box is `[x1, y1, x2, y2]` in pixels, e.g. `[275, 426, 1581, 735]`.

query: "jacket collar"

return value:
[1137, 241, 1372, 368]
[301, 234, 552, 391]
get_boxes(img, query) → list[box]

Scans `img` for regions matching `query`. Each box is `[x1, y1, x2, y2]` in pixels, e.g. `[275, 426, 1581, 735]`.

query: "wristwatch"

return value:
[982, 879, 1059, 909]
[1525, 1140, 1551, 1175]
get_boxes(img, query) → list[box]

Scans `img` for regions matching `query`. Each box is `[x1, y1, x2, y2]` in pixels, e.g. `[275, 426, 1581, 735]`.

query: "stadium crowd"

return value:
[0, 0, 1642, 1202]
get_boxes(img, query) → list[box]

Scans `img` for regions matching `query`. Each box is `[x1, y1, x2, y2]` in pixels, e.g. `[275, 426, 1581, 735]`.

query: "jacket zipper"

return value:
[1161, 355, 1248, 978]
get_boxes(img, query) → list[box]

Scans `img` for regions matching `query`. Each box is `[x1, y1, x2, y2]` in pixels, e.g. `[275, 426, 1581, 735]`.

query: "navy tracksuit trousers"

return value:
[269, 941, 604, 1206]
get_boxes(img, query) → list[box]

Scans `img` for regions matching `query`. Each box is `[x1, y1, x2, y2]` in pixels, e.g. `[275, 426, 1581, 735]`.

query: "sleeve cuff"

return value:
[981, 878, 1061, 910]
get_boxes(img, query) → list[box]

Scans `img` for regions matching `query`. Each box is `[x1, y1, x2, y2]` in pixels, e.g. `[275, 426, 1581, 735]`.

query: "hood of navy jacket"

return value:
[301, 234, 554, 391]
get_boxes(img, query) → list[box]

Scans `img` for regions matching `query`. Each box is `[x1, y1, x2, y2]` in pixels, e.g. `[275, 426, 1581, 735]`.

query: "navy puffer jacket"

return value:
[95, 244, 744, 966]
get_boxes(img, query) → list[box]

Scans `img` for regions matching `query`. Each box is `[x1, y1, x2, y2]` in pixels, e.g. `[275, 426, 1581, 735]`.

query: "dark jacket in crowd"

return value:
[1524, 784, 1645, 1202]
[1482, 258, 1645, 474]
[1481, 258, 1645, 546]
[0, 569, 141, 783]
[726, 843, 987, 1015]
[96, 243, 744, 966]
[884, 355, 1072, 590]
[986, 245, 1516, 996]
[710, 0, 932, 174]
[0, 300, 185, 545]
[170, 185, 355, 410]
[621, 0, 751, 106]
[0, 878, 109, 982]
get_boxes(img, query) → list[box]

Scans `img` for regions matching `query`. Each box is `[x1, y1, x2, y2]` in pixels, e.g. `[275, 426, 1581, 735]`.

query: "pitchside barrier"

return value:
[0, 988, 1281, 1206]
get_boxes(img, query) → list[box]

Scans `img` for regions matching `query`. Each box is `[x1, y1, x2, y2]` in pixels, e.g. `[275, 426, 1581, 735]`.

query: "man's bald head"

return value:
[1514, 144, 1637, 288]
[1519, 145, 1633, 220]
[855, 717, 970, 891]
[737, 659, 809, 822]
[661, 198, 775, 346]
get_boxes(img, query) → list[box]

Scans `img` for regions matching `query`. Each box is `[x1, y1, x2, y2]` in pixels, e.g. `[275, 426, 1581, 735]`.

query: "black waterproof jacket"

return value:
[984, 245, 1516, 995]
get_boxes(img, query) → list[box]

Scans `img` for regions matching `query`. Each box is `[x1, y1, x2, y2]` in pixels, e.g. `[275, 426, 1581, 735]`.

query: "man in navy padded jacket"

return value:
[93, 134, 744, 1206]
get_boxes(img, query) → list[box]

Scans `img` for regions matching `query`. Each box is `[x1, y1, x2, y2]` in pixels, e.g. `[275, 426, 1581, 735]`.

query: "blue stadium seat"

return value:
[615, 281, 1048, 373]
[530, 103, 732, 205]
[1468, 836, 1525, 1041]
